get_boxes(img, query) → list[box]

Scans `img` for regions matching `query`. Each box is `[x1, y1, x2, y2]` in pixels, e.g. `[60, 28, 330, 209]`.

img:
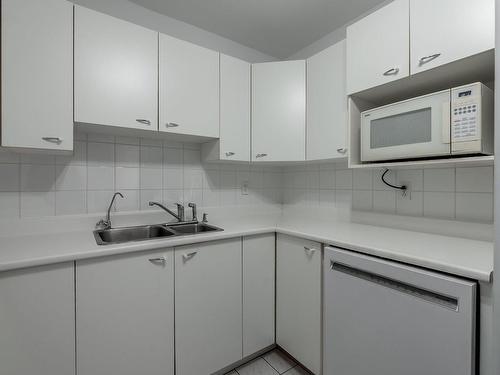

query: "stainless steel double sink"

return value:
[94, 222, 223, 245]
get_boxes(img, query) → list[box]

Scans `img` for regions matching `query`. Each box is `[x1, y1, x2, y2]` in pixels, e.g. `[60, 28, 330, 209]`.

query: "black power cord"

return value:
[381, 169, 407, 193]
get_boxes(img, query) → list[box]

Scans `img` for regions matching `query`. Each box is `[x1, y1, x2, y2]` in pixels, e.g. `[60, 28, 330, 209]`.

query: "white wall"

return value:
[493, 2, 499, 374]
[71, 0, 276, 63]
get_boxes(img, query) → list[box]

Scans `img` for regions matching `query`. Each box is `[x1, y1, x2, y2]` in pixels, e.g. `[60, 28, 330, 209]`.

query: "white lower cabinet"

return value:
[276, 234, 322, 374]
[0, 263, 75, 375]
[76, 249, 174, 375]
[175, 239, 243, 375]
[243, 234, 276, 356]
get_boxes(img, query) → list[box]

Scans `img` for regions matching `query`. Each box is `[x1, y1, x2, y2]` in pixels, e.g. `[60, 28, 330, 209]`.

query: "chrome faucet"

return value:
[96, 192, 124, 229]
[149, 201, 185, 222]
[188, 203, 197, 221]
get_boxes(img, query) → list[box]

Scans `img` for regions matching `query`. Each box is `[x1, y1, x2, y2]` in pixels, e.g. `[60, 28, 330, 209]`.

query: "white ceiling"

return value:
[129, 0, 388, 59]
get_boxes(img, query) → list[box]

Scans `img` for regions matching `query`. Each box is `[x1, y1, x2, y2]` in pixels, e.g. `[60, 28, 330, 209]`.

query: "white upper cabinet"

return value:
[346, 0, 410, 94]
[307, 40, 347, 161]
[1, 0, 73, 152]
[219, 54, 251, 161]
[74, 6, 158, 131]
[159, 34, 220, 138]
[410, 0, 495, 74]
[252, 60, 306, 162]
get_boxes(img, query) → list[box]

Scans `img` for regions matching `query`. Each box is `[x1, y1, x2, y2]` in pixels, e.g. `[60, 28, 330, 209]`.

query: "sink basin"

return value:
[94, 222, 224, 245]
[168, 223, 223, 235]
[95, 225, 176, 245]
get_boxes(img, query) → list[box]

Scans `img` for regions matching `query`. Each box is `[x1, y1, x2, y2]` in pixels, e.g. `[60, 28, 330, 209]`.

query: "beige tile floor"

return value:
[225, 348, 311, 375]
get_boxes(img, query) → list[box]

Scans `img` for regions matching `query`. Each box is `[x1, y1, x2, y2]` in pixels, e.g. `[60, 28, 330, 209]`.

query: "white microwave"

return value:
[360, 83, 494, 162]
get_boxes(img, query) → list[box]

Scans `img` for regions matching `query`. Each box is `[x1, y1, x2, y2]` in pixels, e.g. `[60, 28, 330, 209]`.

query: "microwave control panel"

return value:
[451, 84, 481, 142]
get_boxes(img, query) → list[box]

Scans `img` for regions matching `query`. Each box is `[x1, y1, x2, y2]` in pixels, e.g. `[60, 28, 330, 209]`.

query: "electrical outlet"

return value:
[241, 181, 249, 195]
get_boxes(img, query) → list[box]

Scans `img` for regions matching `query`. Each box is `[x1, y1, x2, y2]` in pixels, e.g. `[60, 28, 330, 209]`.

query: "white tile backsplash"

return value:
[0, 133, 493, 223]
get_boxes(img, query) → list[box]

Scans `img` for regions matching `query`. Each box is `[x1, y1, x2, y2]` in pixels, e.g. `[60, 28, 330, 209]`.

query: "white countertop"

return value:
[0, 208, 493, 282]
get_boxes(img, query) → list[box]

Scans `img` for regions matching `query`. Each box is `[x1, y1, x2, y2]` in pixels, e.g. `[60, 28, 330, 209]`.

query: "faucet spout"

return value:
[149, 201, 182, 221]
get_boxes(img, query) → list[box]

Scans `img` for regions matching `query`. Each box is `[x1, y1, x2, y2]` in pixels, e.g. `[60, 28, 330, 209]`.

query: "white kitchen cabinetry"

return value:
[0, 263, 75, 375]
[307, 40, 347, 160]
[175, 239, 242, 375]
[276, 234, 322, 374]
[160, 34, 220, 138]
[243, 234, 276, 356]
[76, 249, 174, 375]
[252, 61, 306, 162]
[346, 0, 410, 94]
[74, 6, 158, 131]
[1, 0, 73, 152]
[203, 54, 251, 161]
[410, 0, 495, 74]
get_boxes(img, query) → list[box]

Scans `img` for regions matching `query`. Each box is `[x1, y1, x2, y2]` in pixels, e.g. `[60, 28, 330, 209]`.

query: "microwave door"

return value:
[361, 90, 451, 162]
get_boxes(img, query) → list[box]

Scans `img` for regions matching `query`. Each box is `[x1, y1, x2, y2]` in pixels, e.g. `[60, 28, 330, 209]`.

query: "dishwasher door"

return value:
[324, 247, 477, 375]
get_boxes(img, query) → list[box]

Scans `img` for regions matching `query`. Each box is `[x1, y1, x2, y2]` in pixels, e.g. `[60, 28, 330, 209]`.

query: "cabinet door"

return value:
[0, 263, 75, 375]
[219, 54, 251, 161]
[346, 0, 409, 94]
[74, 6, 158, 131]
[307, 40, 347, 161]
[76, 249, 174, 375]
[410, 0, 495, 74]
[276, 234, 321, 374]
[1, 0, 73, 151]
[252, 61, 306, 162]
[175, 239, 242, 375]
[243, 234, 275, 356]
[159, 34, 219, 138]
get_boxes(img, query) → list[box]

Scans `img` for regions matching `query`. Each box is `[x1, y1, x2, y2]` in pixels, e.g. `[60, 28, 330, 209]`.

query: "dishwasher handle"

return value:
[330, 261, 459, 311]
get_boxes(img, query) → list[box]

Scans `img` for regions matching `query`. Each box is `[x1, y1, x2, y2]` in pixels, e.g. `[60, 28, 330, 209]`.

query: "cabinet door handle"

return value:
[182, 251, 198, 261]
[256, 153, 268, 158]
[304, 246, 317, 255]
[336, 148, 348, 155]
[166, 123, 180, 128]
[42, 137, 63, 144]
[136, 119, 151, 125]
[383, 67, 399, 76]
[419, 53, 441, 65]
[149, 256, 167, 264]
[225, 152, 235, 157]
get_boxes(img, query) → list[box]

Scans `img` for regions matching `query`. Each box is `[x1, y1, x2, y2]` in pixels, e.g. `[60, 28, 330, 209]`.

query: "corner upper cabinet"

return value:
[307, 40, 347, 161]
[159, 34, 220, 138]
[346, 0, 410, 94]
[1, 0, 73, 152]
[252, 61, 306, 162]
[202, 54, 251, 161]
[74, 6, 158, 131]
[410, 0, 495, 74]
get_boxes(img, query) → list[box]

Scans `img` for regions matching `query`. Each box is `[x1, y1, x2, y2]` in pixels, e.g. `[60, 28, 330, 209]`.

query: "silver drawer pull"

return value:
[256, 153, 268, 158]
[182, 251, 198, 261]
[42, 137, 63, 144]
[149, 256, 167, 264]
[225, 152, 235, 157]
[383, 67, 399, 76]
[166, 123, 180, 128]
[419, 53, 441, 65]
[136, 119, 151, 126]
[304, 246, 317, 255]
[336, 148, 347, 155]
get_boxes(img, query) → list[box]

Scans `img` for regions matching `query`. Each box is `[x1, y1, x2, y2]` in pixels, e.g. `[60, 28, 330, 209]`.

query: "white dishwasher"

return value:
[324, 247, 477, 375]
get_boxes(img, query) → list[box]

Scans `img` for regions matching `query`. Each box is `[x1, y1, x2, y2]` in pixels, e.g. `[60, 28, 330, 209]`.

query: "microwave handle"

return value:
[442, 102, 451, 144]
